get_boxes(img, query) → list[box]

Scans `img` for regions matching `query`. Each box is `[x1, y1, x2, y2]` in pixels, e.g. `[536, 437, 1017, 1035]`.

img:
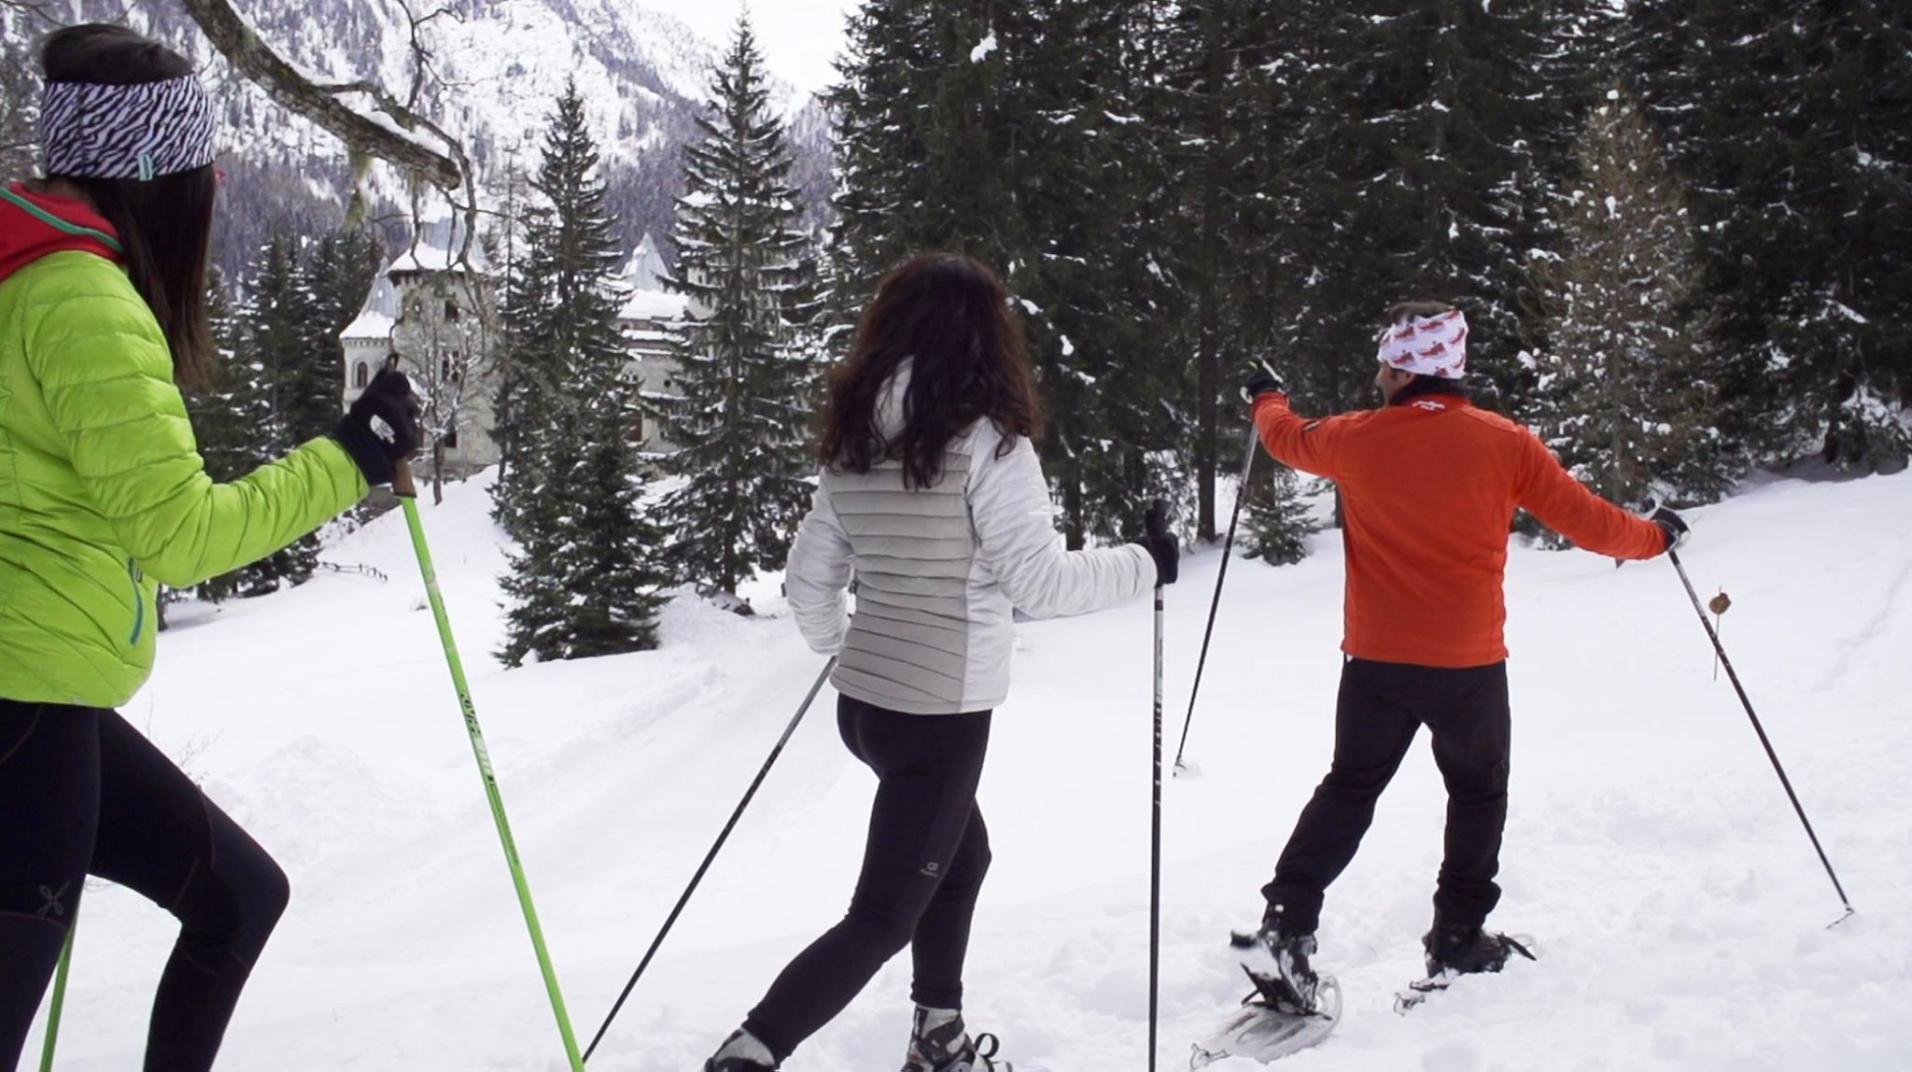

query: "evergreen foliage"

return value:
[497, 80, 670, 666]
[653, 16, 823, 599]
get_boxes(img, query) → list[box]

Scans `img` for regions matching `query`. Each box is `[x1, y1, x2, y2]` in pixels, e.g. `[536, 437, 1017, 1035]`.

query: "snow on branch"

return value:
[177, 0, 467, 192]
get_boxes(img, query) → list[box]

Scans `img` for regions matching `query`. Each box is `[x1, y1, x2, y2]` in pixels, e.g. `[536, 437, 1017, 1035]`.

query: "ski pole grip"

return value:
[392, 457, 418, 499]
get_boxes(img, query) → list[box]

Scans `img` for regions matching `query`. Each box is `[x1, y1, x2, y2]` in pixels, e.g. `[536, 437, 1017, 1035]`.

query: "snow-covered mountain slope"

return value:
[25, 469, 1912, 1070]
[0, 1, 832, 271]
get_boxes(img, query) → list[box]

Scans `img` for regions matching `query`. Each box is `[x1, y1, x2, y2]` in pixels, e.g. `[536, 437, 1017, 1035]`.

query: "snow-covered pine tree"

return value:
[238, 232, 320, 591]
[178, 267, 256, 604]
[1622, 0, 1911, 472]
[1010, 0, 1186, 548]
[1242, 464, 1318, 567]
[294, 230, 378, 443]
[498, 80, 670, 666]
[488, 156, 542, 505]
[826, 0, 1185, 548]
[1266, 1, 1602, 422]
[1526, 86, 1731, 520]
[1153, 0, 1293, 541]
[652, 15, 822, 601]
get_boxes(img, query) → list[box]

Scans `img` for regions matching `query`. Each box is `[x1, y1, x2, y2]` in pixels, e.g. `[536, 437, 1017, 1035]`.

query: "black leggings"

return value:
[1263, 658, 1511, 934]
[743, 695, 992, 1062]
[0, 701, 290, 1071]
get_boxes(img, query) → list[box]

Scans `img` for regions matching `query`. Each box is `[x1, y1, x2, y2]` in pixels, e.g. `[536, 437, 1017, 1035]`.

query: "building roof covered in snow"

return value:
[341, 216, 489, 342]
[618, 232, 688, 323]
[342, 273, 399, 342]
[386, 215, 491, 277]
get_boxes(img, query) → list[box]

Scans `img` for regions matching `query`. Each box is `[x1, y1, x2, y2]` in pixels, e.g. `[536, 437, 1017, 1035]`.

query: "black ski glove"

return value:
[1651, 505, 1690, 552]
[1140, 499, 1180, 586]
[333, 368, 422, 487]
[1241, 361, 1285, 405]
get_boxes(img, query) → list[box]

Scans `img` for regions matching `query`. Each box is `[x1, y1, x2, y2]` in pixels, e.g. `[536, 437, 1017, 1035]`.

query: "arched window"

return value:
[353, 362, 370, 388]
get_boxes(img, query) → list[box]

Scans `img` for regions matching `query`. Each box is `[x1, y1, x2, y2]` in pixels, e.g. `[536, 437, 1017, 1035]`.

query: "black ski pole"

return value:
[1150, 565, 1166, 1072]
[1668, 549, 1854, 925]
[1171, 424, 1260, 777]
[583, 658, 837, 1062]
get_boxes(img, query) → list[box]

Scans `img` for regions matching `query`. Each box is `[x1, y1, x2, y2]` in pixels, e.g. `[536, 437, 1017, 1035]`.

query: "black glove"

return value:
[333, 368, 422, 487]
[1651, 505, 1690, 552]
[1141, 499, 1180, 586]
[1241, 361, 1285, 405]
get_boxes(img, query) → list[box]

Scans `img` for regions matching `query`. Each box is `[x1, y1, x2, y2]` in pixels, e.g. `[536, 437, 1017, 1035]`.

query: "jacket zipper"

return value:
[127, 558, 145, 646]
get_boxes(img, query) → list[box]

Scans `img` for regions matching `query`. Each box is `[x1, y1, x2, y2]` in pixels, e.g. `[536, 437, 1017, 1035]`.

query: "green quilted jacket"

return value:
[0, 184, 367, 708]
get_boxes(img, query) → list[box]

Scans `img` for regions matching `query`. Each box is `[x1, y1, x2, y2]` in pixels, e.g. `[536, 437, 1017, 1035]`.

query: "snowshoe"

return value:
[1190, 976, 1341, 1067]
[904, 1007, 1014, 1072]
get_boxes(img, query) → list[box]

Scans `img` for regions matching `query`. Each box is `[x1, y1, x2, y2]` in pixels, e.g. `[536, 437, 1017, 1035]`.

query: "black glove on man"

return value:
[1141, 499, 1180, 586]
[1651, 505, 1690, 552]
[334, 368, 422, 487]
[1241, 361, 1285, 404]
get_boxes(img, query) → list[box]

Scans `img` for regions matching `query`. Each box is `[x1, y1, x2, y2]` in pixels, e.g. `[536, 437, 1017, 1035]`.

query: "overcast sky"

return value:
[643, 0, 860, 96]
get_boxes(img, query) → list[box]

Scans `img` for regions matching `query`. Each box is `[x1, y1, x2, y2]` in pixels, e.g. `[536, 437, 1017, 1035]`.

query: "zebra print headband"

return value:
[39, 75, 217, 182]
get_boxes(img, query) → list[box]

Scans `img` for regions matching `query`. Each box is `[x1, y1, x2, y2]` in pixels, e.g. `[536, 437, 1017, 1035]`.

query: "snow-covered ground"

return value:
[26, 469, 1912, 1071]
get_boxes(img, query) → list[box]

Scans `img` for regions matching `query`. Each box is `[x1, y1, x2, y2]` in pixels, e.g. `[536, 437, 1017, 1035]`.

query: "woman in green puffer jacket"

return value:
[0, 25, 422, 1069]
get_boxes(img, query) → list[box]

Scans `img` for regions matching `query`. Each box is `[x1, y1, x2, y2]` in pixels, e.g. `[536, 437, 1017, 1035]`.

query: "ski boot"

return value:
[1421, 915, 1535, 977]
[903, 1006, 1013, 1072]
[705, 1028, 778, 1072]
[1230, 909, 1322, 1014]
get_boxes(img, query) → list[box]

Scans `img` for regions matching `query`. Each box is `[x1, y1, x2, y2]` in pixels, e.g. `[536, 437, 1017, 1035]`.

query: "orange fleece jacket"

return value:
[1254, 390, 1668, 668]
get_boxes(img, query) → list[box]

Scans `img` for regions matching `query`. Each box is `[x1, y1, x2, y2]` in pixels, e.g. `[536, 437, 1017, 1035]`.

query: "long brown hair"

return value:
[40, 25, 218, 391]
[819, 253, 1043, 489]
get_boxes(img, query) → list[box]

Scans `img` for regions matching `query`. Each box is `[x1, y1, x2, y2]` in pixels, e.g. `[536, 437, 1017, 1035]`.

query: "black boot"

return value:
[903, 1006, 1013, 1072]
[705, 1028, 778, 1071]
[1231, 908, 1322, 1013]
[1422, 916, 1534, 977]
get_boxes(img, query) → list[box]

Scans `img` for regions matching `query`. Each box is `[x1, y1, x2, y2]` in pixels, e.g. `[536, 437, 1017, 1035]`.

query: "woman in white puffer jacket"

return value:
[703, 253, 1181, 1072]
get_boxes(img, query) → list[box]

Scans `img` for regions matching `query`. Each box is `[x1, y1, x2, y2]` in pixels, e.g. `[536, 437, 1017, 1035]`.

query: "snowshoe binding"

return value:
[904, 1007, 1014, 1072]
[1190, 925, 1341, 1066]
[1394, 919, 1537, 1014]
[705, 1028, 778, 1071]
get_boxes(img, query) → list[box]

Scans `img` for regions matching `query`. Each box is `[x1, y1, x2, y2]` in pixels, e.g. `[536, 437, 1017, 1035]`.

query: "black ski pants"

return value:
[1263, 658, 1511, 934]
[0, 701, 290, 1071]
[744, 695, 992, 1063]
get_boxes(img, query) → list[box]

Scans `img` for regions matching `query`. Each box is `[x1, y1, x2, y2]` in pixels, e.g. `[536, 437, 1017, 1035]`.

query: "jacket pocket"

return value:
[126, 557, 145, 646]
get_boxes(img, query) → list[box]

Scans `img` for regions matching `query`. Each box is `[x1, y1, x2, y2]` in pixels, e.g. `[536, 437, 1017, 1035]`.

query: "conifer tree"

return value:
[1526, 87, 1731, 516]
[1242, 465, 1318, 567]
[177, 267, 256, 604]
[653, 15, 822, 600]
[498, 81, 670, 666]
[237, 233, 320, 591]
[1622, 0, 1912, 471]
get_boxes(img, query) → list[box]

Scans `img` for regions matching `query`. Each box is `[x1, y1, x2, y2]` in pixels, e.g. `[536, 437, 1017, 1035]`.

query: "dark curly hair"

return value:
[819, 253, 1043, 489]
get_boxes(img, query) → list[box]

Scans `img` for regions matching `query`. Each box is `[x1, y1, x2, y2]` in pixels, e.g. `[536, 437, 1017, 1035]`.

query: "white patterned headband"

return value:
[1377, 308, 1469, 380]
[40, 75, 217, 182]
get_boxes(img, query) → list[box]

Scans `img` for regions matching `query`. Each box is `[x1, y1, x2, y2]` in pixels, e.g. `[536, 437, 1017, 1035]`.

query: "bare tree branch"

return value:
[0, 0, 62, 30]
[176, 0, 467, 191]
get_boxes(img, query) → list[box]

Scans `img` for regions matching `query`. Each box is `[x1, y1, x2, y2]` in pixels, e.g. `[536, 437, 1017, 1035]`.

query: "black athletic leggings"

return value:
[743, 695, 992, 1063]
[0, 700, 290, 1071]
[1264, 658, 1511, 934]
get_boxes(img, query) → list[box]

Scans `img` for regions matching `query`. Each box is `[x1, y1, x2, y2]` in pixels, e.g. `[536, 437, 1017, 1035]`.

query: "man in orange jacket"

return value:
[1232, 302, 1688, 1010]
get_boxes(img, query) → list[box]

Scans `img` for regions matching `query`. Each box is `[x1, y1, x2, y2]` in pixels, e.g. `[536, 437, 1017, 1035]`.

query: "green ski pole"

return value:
[394, 461, 585, 1071]
[39, 919, 75, 1072]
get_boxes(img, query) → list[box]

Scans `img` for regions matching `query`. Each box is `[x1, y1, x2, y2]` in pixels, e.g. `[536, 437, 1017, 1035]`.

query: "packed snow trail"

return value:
[26, 469, 1912, 1070]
